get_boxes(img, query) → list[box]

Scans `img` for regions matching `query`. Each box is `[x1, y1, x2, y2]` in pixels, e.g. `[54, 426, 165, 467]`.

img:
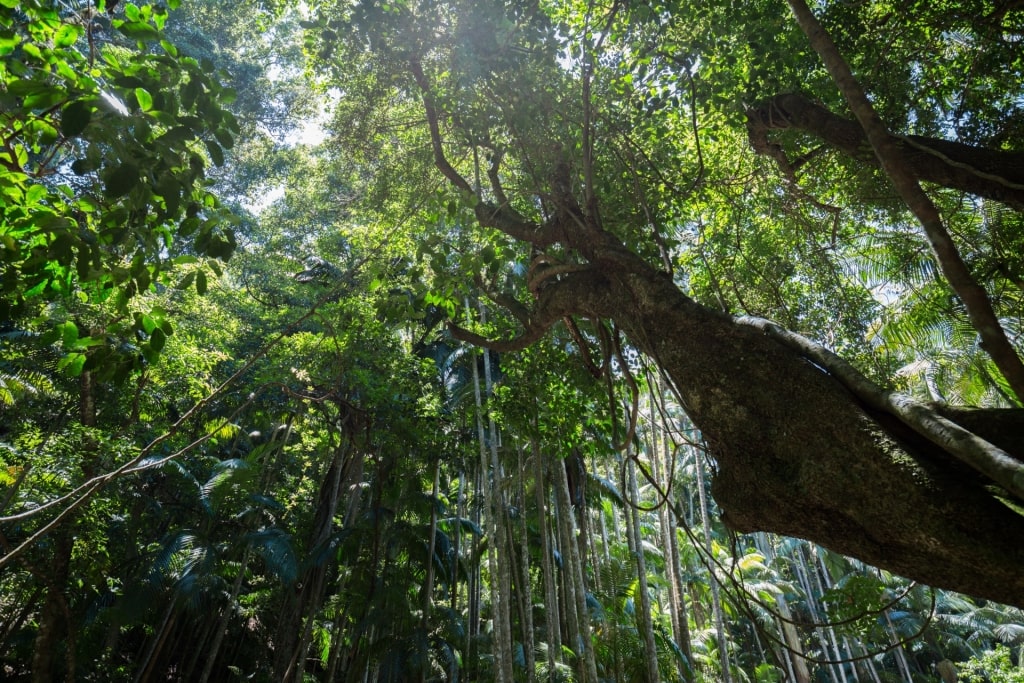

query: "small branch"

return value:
[473, 274, 532, 325]
[410, 57, 558, 248]
[565, 316, 603, 378]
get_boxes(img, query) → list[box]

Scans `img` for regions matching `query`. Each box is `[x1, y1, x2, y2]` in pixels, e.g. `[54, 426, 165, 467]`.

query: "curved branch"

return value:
[785, 0, 1024, 403]
[746, 93, 1024, 210]
[409, 57, 473, 194]
[736, 315, 1024, 501]
[450, 269, 615, 351]
[409, 58, 560, 248]
[447, 320, 552, 352]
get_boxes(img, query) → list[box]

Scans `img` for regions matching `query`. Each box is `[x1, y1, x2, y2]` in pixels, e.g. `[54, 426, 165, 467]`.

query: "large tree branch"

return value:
[784, 0, 1024, 403]
[736, 315, 1024, 501]
[746, 93, 1024, 210]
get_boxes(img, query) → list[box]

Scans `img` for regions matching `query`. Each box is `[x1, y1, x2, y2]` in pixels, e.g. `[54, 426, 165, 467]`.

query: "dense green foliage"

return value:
[2, 0, 1023, 681]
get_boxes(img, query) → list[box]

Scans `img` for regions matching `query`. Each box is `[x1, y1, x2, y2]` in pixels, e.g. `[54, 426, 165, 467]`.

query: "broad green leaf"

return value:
[149, 326, 166, 352]
[53, 24, 81, 48]
[103, 163, 140, 198]
[60, 100, 91, 137]
[57, 352, 87, 376]
[134, 87, 153, 112]
[175, 271, 196, 290]
[204, 139, 224, 167]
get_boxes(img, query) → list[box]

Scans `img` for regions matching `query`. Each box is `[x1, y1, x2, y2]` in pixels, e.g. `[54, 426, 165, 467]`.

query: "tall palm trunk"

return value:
[274, 428, 353, 682]
[553, 450, 600, 682]
[419, 458, 441, 683]
[532, 437, 562, 679]
[516, 446, 537, 682]
[624, 452, 661, 683]
[649, 386, 694, 680]
[469, 300, 514, 683]
[553, 480, 581, 662]
[756, 534, 812, 683]
[693, 444, 733, 683]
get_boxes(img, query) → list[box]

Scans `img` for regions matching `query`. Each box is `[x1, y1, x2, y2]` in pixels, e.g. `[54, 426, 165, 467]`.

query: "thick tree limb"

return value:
[736, 315, 1024, 501]
[747, 93, 1024, 211]
[784, 0, 1024, 403]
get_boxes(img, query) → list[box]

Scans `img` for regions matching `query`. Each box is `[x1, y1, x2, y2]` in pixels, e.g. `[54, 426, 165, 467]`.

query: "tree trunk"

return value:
[31, 532, 72, 683]
[414, 35, 1024, 607]
[469, 301, 515, 683]
[516, 447, 537, 682]
[554, 454, 600, 682]
[514, 248, 1024, 606]
[756, 535, 812, 683]
[532, 438, 562, 679]
[650, 388, 694, 681]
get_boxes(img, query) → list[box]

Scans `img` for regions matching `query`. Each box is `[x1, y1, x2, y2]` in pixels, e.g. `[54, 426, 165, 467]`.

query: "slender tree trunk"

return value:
[554, 450, 600, 683]
[276, 429, 352, 682]
[30, 532, 72, 683]
[467, 462, 482, 670]
[813, 549, 854, 683]
[469, 300, 514, 683]
[133, 602, 176, 683]
[532, 438, 562, 680]
[484, 333, 516, 683]
[650, 388, 694, 681]
[756, 534, 812, 683]
[553, 468, 581, 668]
[693, 445, 733, 683]
[625, 453, 661, 683]
[517, 447, 537, 682]
[884, 610, 914, 683]
[198, 545, 252, 683]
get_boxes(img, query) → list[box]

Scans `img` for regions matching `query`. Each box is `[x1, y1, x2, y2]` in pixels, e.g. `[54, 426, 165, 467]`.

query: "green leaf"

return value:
[204, 139, 224, 167]
[139, 313, 157, 334]
[149, 326, 166, 352]
[24, 87, 66, 110]
[54, 23, 81, 48]
[60, 100, 92, 137]
[103, 163, 140, 198]
[71, 158, 97, 175]
[175, 271, 196, 290]
[213, 127, 234, 149]
[61, 321, 79, 346]
[134, 87, 153, 112]
[57, 352, 87, 377]
[115, 20, 159, 41]
[195, 269, 207, 295]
